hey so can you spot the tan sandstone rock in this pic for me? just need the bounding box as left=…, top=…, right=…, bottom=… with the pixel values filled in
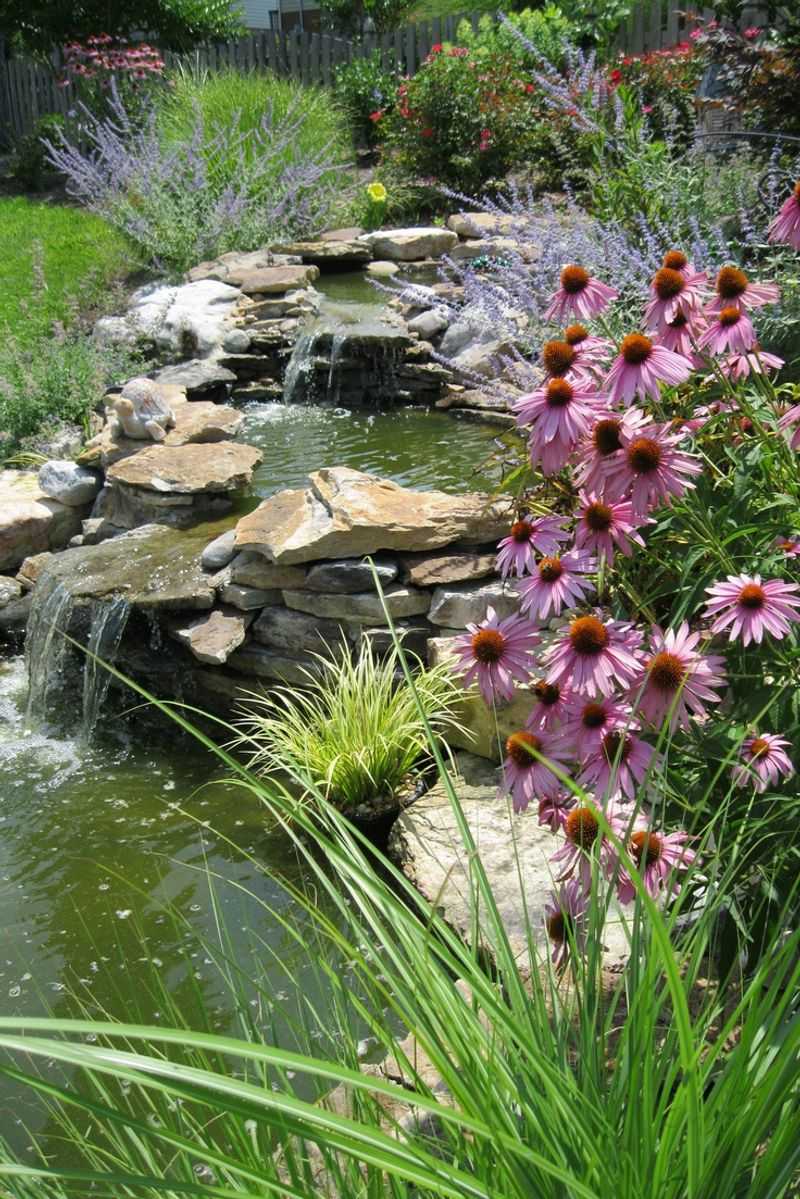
left=233, top=467, right=510, bottom=566
left=168, top=605, right=253, bottom=665
left=107, top=443, right=262, bottom=495
left=0, top=470, right=84, bottom=571
left=79, top=396, right=244, bottom=469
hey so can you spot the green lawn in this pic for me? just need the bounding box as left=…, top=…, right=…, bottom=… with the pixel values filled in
left=0, top=197, right=135, bottom=341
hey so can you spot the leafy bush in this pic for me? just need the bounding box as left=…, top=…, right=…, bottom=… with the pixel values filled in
left=234, top=638, right=462, bottom=812
left=59, top=35, right=167, bottom=125
left=608, top=40, right=704, bottom=140
left=45, top=70, right=352, bottom=274
left=333, top=51, right=400, bottom=148
left=455, top=6, right=577, bottom=71
left=693, top=19, right=800, bottom=137
left=9, top=114, right=65, bottom=192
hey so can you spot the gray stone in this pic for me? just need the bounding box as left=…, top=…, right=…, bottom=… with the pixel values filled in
left=168, top=605, right=253, bottom=665
left=389, top=770, right=630, bottom=977
left=0, top=593, right=32, bottom=630
left=123, top=279, right=242, bottom=357
left=222, top=328, right=251, bottom=353
left=152, top=359, right=237, bottom=400
left=400, top=551, right=496, bottom=588
left=38, top=460, right=102, bottom=507
left=359, top=227, right=458, bottom=262
left=270, top=239, right=372, bottom=265
left=230, top=552, right=307, bottom=591
left=446, top=211, right=516, bottom=238
left=452, top=340, right=515, bottom=379
left=234, top=468, right=511, bottom=566
left=360, top=623, right=431, bottom=660
left=304, top=557, right=398, bottom=594
left=0, top=470, right=84, bottom=572
left=0, top=576, right=22, bottom=607
left=186, top=248, right=275, bottom=285
left=201, top=529, right=237, bottom=571
left=219, top=584, right=283, bottom=610
left=283, top=585, right=429, bottom=623
left=407, top=308, right=450, bottom=339
left=428, top=581, right=517, bottom=628
left=366, top=260, right=400, bottom=279
left=252, top=605, right=351, bottom=654
left=227, top=642, right=327, bottom=684
left=319, top=226, right=365, bottom=242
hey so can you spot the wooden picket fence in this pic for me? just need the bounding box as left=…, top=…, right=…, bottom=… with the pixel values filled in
left=0, top=4, right=761, bottom=147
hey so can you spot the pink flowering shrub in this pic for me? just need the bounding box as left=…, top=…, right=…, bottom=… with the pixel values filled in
left=448, top=191, right=800, bottom=964
left=60, top=35, right=167, bottom=124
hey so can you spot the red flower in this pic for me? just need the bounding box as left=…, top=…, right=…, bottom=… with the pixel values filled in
left=431, top=42, right=443, bottom=52
left=609, top=68, right=622, bottom=85
left=525, top=82, right=535, bottom=93
left=743, top=25, right=760, bottom=38
left=369, top=110, right=384, bottom=122
left=421, top=126, right=434, bottom=138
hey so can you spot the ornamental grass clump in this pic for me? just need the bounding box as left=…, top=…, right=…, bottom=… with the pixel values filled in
left=233, top=640, right=462, bottom=812
left=45, top=72, right=350, bottom=273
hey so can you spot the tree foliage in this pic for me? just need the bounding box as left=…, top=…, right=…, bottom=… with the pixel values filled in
left=0, top=0, right=244, bottom=57
left=319, top=0, right=415, bottom=37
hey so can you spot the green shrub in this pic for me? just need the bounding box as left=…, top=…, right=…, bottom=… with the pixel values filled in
left=234, top=638, right=462, bottom=812
left=456, top=7, right=577, bottom=71
left=333, top=51, right=400, bottom=149
left=9, top=114, right=65, bottom=192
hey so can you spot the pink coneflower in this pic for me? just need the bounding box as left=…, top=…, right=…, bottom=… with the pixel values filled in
left=732, top=732, right=794, bottom=793
left=538, top=791, right=575, bottom=833
left=556, top=694, right=633, bottom=758
left=698, top=305, right=757, bottom=355
left=605, top=333, right=692, bottom=405
left=453, top=606, right=539, bottom=704
left=717, top=346, right=784, bottom=380
left=603, top=421, right=702, bottom=517
left=544, top=879, right=588, bottom=967
left=544, top=265, right=618, bottom=323
left=563, top=323, right=615, bottom=369
left=573, top=407, right=650, bottom=494
left=768, top=181, right=800, bottom=251
left=661, top=249, right=698, bottom=277
left=633, top=622, right=726, bottom=731
left=551, top=800, right=629, bottom=889
left=644, top=265, right=707, bottom=330
left=706, top=266, right=780, bottom=314
left=499, top=729, right=569, bottom=812
left=778, top=404, right=800, bottom=452
left=774, top=536, right=800, bottom=558
left=579, top=729, right=656, bottom=801
left=515, top=377, right=600, bottom=475
left=495, top=514, right=570, bottom=578
left=544, top=612, right=643, bottom=696
left=656, top=311, right=706, bottom=361
left=517, top=550, right=596, bottom=620
left=703, top=574, right=800, bottom=645
left=526, top=679, right=573, bottom=732
left=616, top=825, right=696, bottom=904
left=574, top=492, right=646, bottom=562
left=539, top=338, right=589, bottom=381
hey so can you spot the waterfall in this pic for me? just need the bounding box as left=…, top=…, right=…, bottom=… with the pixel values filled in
left=81, top=596, right=130, bottom=740
left=24, top=575, right=76, bottom=724
left=24, top=573, right=130, bottom=740
left=283, top=324, right=320, bottom=404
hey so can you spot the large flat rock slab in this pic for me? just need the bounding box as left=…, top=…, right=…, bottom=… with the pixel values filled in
left=34, top=522, right=230, bottom=610
left=234, top=467, right=510, bottom=565
left=107, top=443, right=261, bottom=495
left=0, top=470, right=84, bottom=571
left=270, top=239, right=372, bottom=265
left=359, top=227, right=458, bottom=261
left=389, top=760, right=629, bottom=977
left=78, top=397, right=244, bottom=469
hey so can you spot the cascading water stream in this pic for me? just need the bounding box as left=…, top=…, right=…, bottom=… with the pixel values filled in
left=81, top=596, right=130, bottom=741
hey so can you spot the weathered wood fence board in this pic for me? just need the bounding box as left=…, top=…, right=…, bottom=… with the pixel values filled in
left=0, top=4, right=767, bottom=146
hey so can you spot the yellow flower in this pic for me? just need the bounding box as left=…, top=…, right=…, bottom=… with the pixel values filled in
left=367, top=181, right=387, bottom=204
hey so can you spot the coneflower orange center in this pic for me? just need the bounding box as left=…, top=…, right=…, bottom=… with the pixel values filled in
left=593, top=419, right=622, bottom=455
left=565, top=805, right=600, bottom=849
left=506, top=730, right=542, bottom=768
left=750, top=737, right=770, bottom=758
left=471, top=628, right=505, bottom=663
left=560, top=264, right=590, bottom=294
left=569, top=615, right=609, bottom=655
left=794, top=180, right=800, bottom=202
left=663, top=250, right=688, bottom=271
left=621, top=333, right=653, bottom=365
left=581, top=702, right=608, bottom=728
left=584, top=500, right=613, bottom=532
left=716, top=266, right=748, bottom=299
left=534, top=680, right=561, bottom=705
left=653, top=267, right=685, bottom=300
left=546, top=378, right=574, bottom=407
left=779, top=540, right=797, bottom=552
left=719, top=305, right=742, bottom=327
left=648, top=651, right=686, bottom=691
left=603, top=730, right=632, bottom=763
left=542, top=340, right=576, bottom=376
left=738, top=582, right=765, bottom=610
left=539, top=556, right=563, bottom=582
left=565, top=323, right=588, bottom=345
left=631, top=830, right=662, bottom=866
left=627, top=436, right=662, bottom=473
left=546, top=910, right=567, bottom=943
left=510, top=519, right=533, bottom=542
